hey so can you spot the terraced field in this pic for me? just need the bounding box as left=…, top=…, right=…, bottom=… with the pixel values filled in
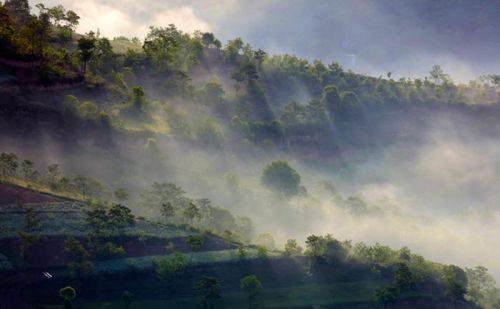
left=0, top=183, right=473, bottom=309
left=0, top=200, right=193, bottom=239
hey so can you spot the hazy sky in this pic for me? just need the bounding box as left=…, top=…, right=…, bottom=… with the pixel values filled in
left=32, top=0, right=500, bottom=81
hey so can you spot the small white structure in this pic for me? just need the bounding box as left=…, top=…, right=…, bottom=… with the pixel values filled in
left=42, top=271, right=53, bottom=279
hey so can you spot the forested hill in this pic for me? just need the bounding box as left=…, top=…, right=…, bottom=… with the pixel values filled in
left=1, top=0, right=500, bottom=215
left=0, top=0, right=499, bottom=161
left=1, top=1, right=500, bottom=308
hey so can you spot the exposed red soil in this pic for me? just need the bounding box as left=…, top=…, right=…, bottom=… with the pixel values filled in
left=0, top=183, right=62, bottom=205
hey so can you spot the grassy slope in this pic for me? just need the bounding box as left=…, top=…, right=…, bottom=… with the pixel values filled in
left=49, top=31, right=142, bottom=55
left=43, top=282, right=437, bottom=309
left=0, top=175, right=85, bottom=202
left=0, top=185, right=457, bottom=309
left=94, top=249, right=279, bottom=275
left=110, top=38, right=142, bottom=54
left=0, top=205, right=192, bottom=239
left=0, top=180, right=382, bottom=309
left=0, top=177, right=192, bottom=239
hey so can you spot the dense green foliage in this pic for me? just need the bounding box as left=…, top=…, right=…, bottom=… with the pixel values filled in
left=0, top=152, right=253, bottom=244
left=194, top=276, right=221, bottom=309
left=138, top=181, right=254, bottom=241
left=1, top=2, right=499, bottom=309
left=59, top=286, right=76, bottom=309
left=240, top=275, right=263, bottom=308
left=261, top=161, right=303, bottom=197
left=1, top=0, right=498, bottom=154
left=152, top=251, right=187, bottom=279
left=64, top=236, right=93, bottom=278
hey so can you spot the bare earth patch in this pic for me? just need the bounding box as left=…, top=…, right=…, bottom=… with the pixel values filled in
left=0, top=183, right=61, bottom=205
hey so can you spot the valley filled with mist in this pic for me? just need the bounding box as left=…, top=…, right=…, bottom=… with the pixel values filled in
left=0, top=1, right=499, bottom=308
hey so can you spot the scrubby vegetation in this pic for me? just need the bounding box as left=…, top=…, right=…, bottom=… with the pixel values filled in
left=1, top=1, right=500, bottom=308
left=3, top=149, right=499, bottom=308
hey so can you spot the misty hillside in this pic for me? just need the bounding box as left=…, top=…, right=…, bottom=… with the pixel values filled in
left=35, top=0, right=500, bottom=80
left=0, top=180, right=483, bottom=309
left=1, top=1, right=500, bottom=308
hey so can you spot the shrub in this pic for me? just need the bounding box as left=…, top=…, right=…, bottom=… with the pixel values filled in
left=261, top=160, right=302, bottom=197
left=0, top=253, right=13, bottom=271
left=257, top=246, right=268, bottom=258
left=96, top=242, right=126, bottom=259
left=153, top=252, right=187, bottom=279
